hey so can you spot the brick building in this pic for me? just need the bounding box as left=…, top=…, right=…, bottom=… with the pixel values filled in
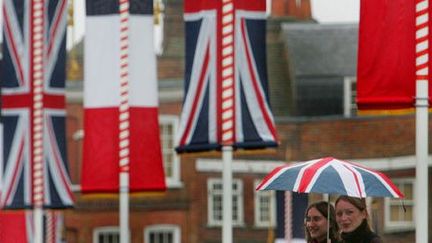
left=62, top=0, right=428, bottom=242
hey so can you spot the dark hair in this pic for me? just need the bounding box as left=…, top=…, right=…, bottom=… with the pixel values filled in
left=304, top=201, right=339, bottom=243
left=335, top=195, right=371, bottom=231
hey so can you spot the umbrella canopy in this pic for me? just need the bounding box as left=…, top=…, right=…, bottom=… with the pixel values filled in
left=256, top=157, right=404, bottom=198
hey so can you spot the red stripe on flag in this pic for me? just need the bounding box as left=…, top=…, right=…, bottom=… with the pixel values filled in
left=185, top=0, right=265, bottom=13
left=3, top=137, right=25, bottom=207
left=47, top=119, right=74, bottom=201
left=235, top=0, right=266, bottom=11
left=184, top=0, right=219, bottom=13
left=2, top=93, right=65, bottom=109
left=47, top=0, right=67, bottom=56
left=240, top=19, right=278, bottom=141
left=179, top=44, right=211, bottom=147
left=184, top=0, right=266, bottom=13
left=3, top=9, right=25, bottom=86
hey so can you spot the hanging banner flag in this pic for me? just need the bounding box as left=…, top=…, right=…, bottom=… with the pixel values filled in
left=177, top=0, right=278, bottom=152
left=1, top=0, right=73, bottom=209
left=356, top=0, right=431, bottom=111
left=0, top=210, right=64, bottom=243
left=82, top=0, right=166, bottom=193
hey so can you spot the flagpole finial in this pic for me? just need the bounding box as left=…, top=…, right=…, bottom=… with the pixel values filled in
left=154, top=0, right=163, bottom=25
left=67, top=0, right=74, bottom=27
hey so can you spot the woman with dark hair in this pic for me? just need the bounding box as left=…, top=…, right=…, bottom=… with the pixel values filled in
left=335, top=196, right=382, bottom=243
left=304, top=201, right=340, bottom=243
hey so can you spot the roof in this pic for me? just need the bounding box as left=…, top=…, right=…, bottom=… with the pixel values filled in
left=281, top=23, right=358, bottom=78
left=279, top=23, right=359, bottom=116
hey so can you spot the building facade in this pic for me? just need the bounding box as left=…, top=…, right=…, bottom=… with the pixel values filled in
left=61, top=0, right=427, bottom=242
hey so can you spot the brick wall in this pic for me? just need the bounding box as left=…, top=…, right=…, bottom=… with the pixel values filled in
left=277, top=114, right=419, bottom=162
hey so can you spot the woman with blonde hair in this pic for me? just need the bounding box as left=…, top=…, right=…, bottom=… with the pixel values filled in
left=335, top=196, right=381, bottom=243
left=304, top=201, right=340, bottom=243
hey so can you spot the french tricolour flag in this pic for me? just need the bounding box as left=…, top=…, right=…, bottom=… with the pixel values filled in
left=81, top=0, right=166, bottom=193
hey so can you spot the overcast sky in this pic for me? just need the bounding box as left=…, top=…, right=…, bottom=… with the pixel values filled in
left=311, top=0, right=360, bottom=23
left=70, top=0, right=360, bottom=45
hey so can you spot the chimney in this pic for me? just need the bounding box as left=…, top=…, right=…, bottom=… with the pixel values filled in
left=270, top=0, right=312, bottom=20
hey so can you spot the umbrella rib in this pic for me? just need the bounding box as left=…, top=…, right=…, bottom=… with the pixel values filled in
left=256, top=162, right=306, bottom=190
left=297, top=157, right=333, bottom=193
left=342, top=164, right=364, bottom=197
left=257, top=157, right=404, bottom=199
left=355, top=167, right=404, bottom=198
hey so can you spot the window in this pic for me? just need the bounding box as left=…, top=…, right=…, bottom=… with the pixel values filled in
left=159, top=115, right=181, bottom=187
left=144, top=225, right=181, bottom=243
left=93, top=227, right=121, bottom=243
left=254, top=180, right=276, bottom=227
left=343, top=76, right=357, bottom=117
left=207, top=178, right=244, bottom=226
left=384, top=178, right=415, bottom=232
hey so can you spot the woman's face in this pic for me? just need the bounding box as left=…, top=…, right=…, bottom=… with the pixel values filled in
left=335, top=199, right=367, bottom=233
left=305, top=207, right=328, bottom=242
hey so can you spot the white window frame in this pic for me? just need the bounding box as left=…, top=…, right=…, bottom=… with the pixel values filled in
left=93, top=226, right=123, bottom=243
left=254, top=179, right=276, bottom=228
left=384, top=178, right=415, bottom=232
left=207, top=178, right=244, bottom=227
left=343, top=76, right=357, bottom=117
left=159, top=115, right=182, bottom=188
left=144, top=224, right=181, bottom=243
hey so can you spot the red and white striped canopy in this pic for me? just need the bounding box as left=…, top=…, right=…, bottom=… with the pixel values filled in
left=257, top=157, right=404, bottom=198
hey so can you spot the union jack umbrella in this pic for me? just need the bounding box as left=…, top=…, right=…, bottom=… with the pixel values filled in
left=256, top=157, right=404, bottom=198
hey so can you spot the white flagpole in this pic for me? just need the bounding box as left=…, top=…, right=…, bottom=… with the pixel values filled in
left=119, top=0, right=131, bottom=242
left=34, top=208, right=44, bottom=243
left=415, top=1, right=429, bottom=242
left=220, top=0, right=235, bottom=241
left=120, top=173, right=129, bottom=243
left=222, top=146, right=233, bottom=243
left=415, top=79, right=429, bottom=243
left=32, top=0, right=46, bottom=242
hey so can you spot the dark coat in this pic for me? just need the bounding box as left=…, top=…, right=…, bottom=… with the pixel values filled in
left=340, top=220, right=381, bottom=243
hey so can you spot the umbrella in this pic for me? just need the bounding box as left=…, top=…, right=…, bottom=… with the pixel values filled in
left=256, top=157, right=404, bottom=242
left=256, top=157, right=404, bottom=198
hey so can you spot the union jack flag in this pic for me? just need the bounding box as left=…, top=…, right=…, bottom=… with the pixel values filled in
left=177, top=0, right=278, bottom=152
left=1, top=0, right=73, bottom=208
